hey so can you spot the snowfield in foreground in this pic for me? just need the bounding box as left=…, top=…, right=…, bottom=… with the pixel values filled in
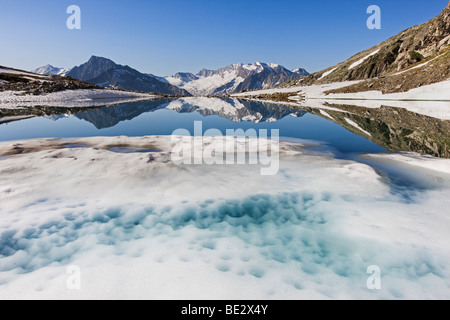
left=0, top=89, right=158, bottom=109
left=0, top=136, right=449, bottom=299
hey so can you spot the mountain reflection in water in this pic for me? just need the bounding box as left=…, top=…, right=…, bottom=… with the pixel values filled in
left=0, top=97, right=449, bottom=158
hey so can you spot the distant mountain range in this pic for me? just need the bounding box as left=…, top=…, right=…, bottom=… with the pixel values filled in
left=281, top=1, right=450, bottom=93
left=161, top=62, right=308, bottom=96
left=33, top=57, right=308, bottom=96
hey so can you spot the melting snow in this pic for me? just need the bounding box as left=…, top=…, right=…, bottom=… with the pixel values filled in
left=242, top=64, right=259, bottom=71
left=348, top=49, right=380, bottom=70
left=362, top=152, right=450, bottom=175
left=319, top=67, right=338, bottom=80
left=0, top=136, right=449, bottom=299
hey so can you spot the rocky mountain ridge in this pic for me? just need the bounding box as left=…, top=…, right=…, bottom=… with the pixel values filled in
left=65, top=56, right=191, bottom=96
left=281, top=1, right=450, bottom=92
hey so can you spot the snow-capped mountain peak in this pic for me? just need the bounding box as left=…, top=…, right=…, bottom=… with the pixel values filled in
left=241, top=63, right=259, bottom=72
left=32, top=64, right=71, bottom=76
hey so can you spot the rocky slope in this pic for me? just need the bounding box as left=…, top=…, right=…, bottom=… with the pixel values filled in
left=87, top=65, right=191, bottom=96
left=325, top=47, right=450, bottom=94
left=281, top=1, right=450, bottom=92
left=67, top=56, right=117, bottom=81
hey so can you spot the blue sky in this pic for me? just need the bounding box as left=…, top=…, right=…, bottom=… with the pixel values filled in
left=0, top=0, right=448, bottom=75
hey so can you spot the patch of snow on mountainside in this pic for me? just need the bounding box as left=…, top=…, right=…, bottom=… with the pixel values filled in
left=242, top=64, right=259, bottom=71
left=392, top=52, right=446, bottom=76
left=349, top=49, right=380, bottom=69
left=319, top=67, right=338, bottom=80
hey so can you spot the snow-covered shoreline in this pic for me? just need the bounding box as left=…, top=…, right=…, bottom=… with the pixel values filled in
left=0, top=89, right=159, bottom=109
left=232, top=81, right=361, bottom=99
left=232, top=80, right=450, bottom=120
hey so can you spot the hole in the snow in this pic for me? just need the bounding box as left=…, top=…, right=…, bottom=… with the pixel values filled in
left=108, top=147, right=162, bottom=154
left=62, top=144, right=91, bottom=149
